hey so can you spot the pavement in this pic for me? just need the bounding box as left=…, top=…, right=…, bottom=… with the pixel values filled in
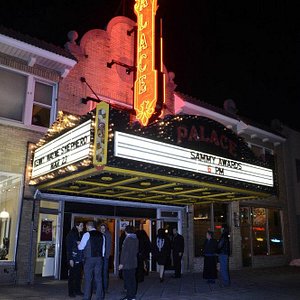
left=1, top=266, right=300, bottom=300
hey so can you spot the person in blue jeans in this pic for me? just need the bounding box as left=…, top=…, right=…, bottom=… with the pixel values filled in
left=217, top=224, right=231, bottom=287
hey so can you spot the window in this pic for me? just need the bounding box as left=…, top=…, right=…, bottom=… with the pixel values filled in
left=213, top=203, right=228, bottom=241
left=268, top=208, right=283, bottom=255
left=0, top=67, right=57, bottom=128
left=194, top=204, right=211, bottom=257
left=194, top=203, right=229, bottom=257
left=0, top=172, right=22, bottom=261
left=0, top=68, right=27, bottom=121
left=240, top=206, right=284, bottom=258
left=252, top=208, right=268, bottom=255
left=31, top=82, right=53, bottom=127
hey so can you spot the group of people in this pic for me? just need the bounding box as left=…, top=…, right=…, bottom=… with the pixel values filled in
left=66, top=221, right=111, bottom=300
left=118, top=226, right=185, bottom=299
left=152, top=228, right=184, bottom=282
left=66, top=223, right=185, bottom=300
left=203, top=223, right=231, bottom=287
left=66, top=220, right=230, bottom=299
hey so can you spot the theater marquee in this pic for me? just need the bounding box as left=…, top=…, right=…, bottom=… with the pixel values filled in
left=31, top=120, right=92, bottom=178
left=114, top=131, right=274, bottom=187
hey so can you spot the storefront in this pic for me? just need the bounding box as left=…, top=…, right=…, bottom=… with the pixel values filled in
left=29, top=100, right=281, bottom=278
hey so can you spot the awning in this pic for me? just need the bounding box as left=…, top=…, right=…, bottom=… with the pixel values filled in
left=30, top=103, right=276, bottom=206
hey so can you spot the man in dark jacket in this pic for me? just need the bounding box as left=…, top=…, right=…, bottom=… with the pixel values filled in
left=66, top=221, right=84, bottom=297
left=119, top=225, right=139, bottom=300
left=203, top=230, right=218, bottom=284
left=100, top=223, right=112, bottom=292
left=78, top=221, right=105, bottom=300
left=171, top=228, right=184, bottom=278
left=217, top=224, right=230, bottom=287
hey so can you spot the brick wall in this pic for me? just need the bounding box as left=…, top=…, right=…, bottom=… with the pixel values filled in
left=58, top=16, right=176, bottom=118
left=0, top=125, right=42, bottom=284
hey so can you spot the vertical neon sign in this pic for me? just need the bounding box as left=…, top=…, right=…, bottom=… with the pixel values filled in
left=134, top=0, right=158, bottom=126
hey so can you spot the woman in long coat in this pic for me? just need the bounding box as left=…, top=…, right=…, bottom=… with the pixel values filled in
left=152, top=228, right=171, bottom=282
left=136, top=229, right=152, bottom=282
left=203, top=230, right=218, bottom=284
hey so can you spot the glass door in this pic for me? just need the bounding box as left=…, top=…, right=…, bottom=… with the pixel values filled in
left=35, top=213, right=58, bottom=277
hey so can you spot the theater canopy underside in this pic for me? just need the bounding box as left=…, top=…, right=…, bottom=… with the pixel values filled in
left=35, top=165, right=271, bottom=206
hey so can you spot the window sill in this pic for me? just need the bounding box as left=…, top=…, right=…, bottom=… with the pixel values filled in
left=0, top=118, right=48, bottom=133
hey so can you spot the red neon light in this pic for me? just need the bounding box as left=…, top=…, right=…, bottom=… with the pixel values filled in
left=253, top=226, right=265, bottom=231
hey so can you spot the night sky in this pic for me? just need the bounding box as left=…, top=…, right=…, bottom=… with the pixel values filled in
left=1, top=1, right=299, bottom=131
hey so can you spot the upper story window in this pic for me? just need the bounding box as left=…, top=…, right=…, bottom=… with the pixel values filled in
left=0, top=67, right=57, bottom=129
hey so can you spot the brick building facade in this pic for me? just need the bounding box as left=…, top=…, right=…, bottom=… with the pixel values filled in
left=1, top=14, right=299, bottom=286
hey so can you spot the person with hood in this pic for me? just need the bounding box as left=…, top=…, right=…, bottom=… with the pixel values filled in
left=65, top=221, right=84, bottom=297
left=217, top=224, right=231, bottom=287
left=119, top=225, right=139, bottom=300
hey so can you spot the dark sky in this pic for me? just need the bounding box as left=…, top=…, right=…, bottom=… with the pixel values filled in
left=1, top=1, right=299, bottom=131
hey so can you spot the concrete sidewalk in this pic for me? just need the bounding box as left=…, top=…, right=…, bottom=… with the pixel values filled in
left=1, top=266, right=300, bottom=300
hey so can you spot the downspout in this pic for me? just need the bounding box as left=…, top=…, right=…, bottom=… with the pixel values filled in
left=27, top=188, right=40, bottom=284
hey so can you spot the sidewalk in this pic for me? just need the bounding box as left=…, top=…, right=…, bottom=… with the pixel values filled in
left=1, top=266, right=300, bottom=300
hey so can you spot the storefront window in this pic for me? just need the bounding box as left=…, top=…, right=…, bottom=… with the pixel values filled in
left=194, top=203, right=229, bottom=257
left=268, top=208, right=283, bottom=255
left=252, top=208, right=268, bottom=255
left=241, top=206, right=284, bottom=259
left=213, top=203, right=228, bottom=240
left=194, top=204, right=211, bottom=257
left=0, top=172, right=22, bottom=261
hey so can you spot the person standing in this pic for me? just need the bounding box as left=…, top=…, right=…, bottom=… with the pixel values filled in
left=152, top=228, right=171, bottom=283
left=78, top=221, right=105, bottom=300
left=203, top=230, right=218, bottom=284
left=135, top=229, right=151, bottom=282
left=171, top=227, right=184, bottom=278
left=66, top=221, right=84, bottom=298
left=217, top=224, right=230, bottom=287
left=119, top=225, right=139, bottom=300
left=100, top=223, right=112, bottom=293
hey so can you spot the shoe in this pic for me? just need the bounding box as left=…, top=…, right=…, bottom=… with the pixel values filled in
left=68, top=294, right=76, bottom=298
left=160, top=277, right=164, bottom=283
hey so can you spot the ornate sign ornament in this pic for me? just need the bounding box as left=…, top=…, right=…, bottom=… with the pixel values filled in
left=134, top=0, right=158, bottom=126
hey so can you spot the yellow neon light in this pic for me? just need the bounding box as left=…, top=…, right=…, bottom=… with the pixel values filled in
left=134, top=0, right=158, bottom=126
